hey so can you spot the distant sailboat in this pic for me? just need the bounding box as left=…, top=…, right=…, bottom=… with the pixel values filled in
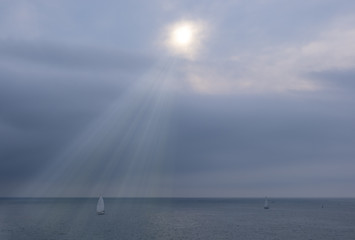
left=264, top=197, right=269, bottom=209
left=97, top=196, right=105, bottom=215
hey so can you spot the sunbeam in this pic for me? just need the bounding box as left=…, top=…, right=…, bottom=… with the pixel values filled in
left=20, top=59, right=177, bottom=198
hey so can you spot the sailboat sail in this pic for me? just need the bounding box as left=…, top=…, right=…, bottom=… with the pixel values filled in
left=264, top=197, right=269, bottom=209
left=97, top=196, right=105, bottom=215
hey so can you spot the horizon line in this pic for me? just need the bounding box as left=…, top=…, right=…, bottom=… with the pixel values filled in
left=1, top=196, right=354, bottom=199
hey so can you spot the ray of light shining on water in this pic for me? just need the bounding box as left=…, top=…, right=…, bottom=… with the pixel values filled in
left=19, top=58, right=177, bottom=197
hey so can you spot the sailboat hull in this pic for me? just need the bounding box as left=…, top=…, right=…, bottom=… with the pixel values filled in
left=96, top=196, right=105, bottom=215
left=264, top=197, right=269, bottom=209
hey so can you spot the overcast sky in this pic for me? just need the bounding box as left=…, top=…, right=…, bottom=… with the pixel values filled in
left=1, top=0, right=355, bottom=197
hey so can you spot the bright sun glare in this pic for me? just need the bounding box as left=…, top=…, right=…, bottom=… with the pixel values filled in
left=164, top=20, right=206, bottom=59
left=173, top=25, right=193, bottom=46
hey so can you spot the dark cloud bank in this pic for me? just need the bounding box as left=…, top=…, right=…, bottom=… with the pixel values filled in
left=1, top=28, right=355, bottom=197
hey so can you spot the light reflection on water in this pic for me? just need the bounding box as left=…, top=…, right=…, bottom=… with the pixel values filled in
left=1, top=198, right=354, bottom=240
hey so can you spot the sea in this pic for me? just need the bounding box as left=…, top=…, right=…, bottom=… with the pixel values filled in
left=0, top=198, right=354, bottom=240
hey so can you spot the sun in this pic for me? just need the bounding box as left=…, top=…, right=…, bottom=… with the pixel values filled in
left=172, top=24, right=193, bottom=46
left=164, top=20, right=206, bottom=59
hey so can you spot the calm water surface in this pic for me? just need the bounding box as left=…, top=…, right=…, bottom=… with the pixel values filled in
left=0, top=198, right=354, bottom=240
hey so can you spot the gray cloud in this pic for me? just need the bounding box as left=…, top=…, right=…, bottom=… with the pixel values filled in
left=168, top=93, right=355, bottom=174
left=308, top=69, right=355, bottom=92
left=1, top=0, right=355, bottom=197
left=0, top=41, right=156, bottom=190
left=0, top=41, right=154, bottom=72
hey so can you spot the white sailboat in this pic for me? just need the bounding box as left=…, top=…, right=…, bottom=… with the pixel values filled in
left=264, top=197, right=269, bottom=209
left=96, top=196, right=105, bottom=215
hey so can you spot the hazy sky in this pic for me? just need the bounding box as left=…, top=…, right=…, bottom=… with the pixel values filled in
left=1, top=0, right=355, bottom=197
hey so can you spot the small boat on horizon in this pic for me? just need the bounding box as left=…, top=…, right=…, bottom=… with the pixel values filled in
left=264, top=197, right=269, bottom=209
left=96, top=196, right=105, bottom=215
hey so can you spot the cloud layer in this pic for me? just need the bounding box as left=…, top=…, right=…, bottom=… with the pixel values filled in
left=1, top=0, right=355, bottom=197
